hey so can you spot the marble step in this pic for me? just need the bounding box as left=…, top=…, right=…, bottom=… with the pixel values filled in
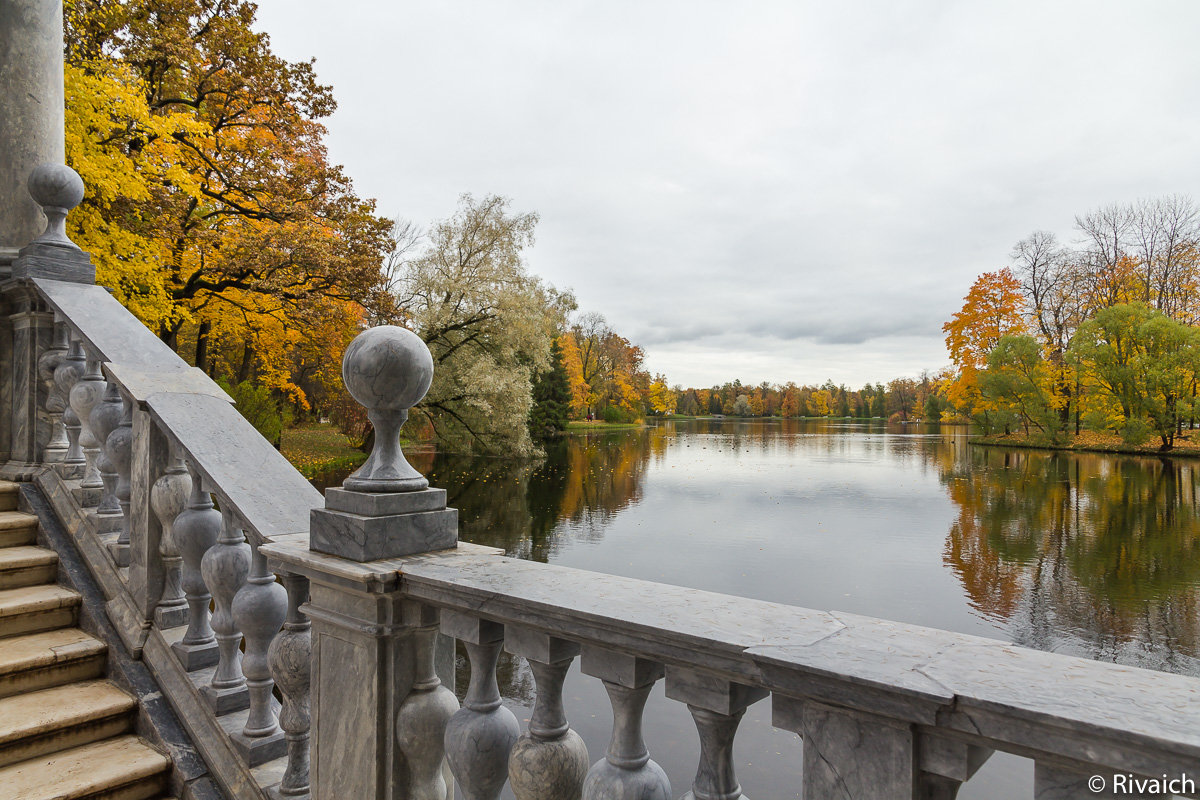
left=0, top=481, right=18, bottom=512
left=0, top=545, right=57, bottom=590
left=0, top=628, right=106, bottom=699
left=0, top=679, right=136, bottom=768
left=0, top=584, right=80, bottom=639
left=0, top=734, right=170, bottom=800
left=0, top=511, right=38, bottom=548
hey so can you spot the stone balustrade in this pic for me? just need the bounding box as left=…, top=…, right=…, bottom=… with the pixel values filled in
left=262, top=535, right=1200, bottom=800
left=12, top=268, right=318, bottom=798
left=3, top=172, right=1200, bottom=800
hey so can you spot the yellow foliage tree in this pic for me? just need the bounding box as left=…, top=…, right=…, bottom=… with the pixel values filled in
left=943, top=268, right=1028, bottom=420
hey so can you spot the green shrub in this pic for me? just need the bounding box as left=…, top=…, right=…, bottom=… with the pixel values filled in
left=217, top=378, right=292, bottom=448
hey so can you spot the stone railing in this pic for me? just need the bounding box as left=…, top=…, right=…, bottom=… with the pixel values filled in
left=3, top=169, right=1200, bottom=800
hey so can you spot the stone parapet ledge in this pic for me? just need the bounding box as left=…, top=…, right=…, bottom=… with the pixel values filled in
left=260, top=537, right=499, bottom=596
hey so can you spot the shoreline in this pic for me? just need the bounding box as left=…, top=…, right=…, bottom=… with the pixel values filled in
left=971, top=432, right=1200, bottom=459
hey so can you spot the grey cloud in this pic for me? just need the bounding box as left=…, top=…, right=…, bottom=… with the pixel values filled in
left=254, top=0, right=1200, bottom=385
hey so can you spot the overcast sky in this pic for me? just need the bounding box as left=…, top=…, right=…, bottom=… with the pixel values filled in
left=252, top=0, right=1200, bottom=389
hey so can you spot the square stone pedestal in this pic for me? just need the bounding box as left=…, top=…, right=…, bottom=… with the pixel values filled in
left=309, top=487, right=457, bottom=562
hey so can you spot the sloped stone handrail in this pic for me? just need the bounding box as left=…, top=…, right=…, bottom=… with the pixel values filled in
left=32, top=277, right=320, bottom=545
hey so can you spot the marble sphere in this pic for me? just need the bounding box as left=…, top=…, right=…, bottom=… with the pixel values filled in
left=28, top=163, right=85, bottom=211
left=342, top=325, right=434, bottom=413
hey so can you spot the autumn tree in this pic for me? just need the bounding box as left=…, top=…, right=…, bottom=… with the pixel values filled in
left=567, top=313, right=650, bottom=421
left=980, top=335, right=1057, bottom=436
left=394, top=194, right=556, bottom=454
left=943, top=268, right=1027, bottom=422
left=64, top=0, right=392, bottom=408
left=646, top=375, right=676, bottom=415
left=1069, top=304, right=1200, bottom=448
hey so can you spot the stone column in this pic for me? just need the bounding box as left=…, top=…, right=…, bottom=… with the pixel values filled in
left=0, top=0, right=65, bottom=267
left=506, top=628, right=588, bottom=800
left=0, top=166, right=91, bottom=480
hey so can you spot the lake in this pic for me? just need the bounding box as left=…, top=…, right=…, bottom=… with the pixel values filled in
left=319, top=418, right=1200, bottom=798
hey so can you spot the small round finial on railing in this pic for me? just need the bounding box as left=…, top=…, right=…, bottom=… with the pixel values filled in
left=341, top=325, right=433, bottom=493
left=27, top=163, right=85, bottom=251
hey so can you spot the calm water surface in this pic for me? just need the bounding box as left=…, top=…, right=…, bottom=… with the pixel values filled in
left=321, top=419, right=1200, bottom=798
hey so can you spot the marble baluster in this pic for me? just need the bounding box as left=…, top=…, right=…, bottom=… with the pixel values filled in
left=917, top=736, right=992, bottom=800
left=53, top=336, right=85, bottom=474
left=170, top=461, right=220, bottom=670
left=107, top=392, right=133, bottom=565
left=200, top=504, right=251, bottom=713
left=664, top=668, right=767, bottom=800
left=36, top=319, right=69, bottom=462
left=68, top=351, right=105, bottom=499
left=505, top=627, right=588, bottom=800
left=442, top=612, right=519, bottom=800
left=268, top=573, right=312, bottom=800
left=90, top=382, right=123, bottom=521
left=396, top=605, right=459, bottom=800
left=580, top=648, right=671, bottom=800
left=149, top=442, right=190, bottom=628
left=229, top=536, right=287, bottom=764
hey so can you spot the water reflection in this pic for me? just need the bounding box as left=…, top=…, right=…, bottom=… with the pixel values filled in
left=943, top=447, right=1200, bottom=673
left=422, top=428, right=661, bottom=561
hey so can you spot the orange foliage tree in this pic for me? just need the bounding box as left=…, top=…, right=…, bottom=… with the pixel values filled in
left=943, top=268, right=1028, bottom=422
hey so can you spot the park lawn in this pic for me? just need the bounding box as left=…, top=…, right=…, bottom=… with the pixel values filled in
left=281, top=422, right=367, bottom=478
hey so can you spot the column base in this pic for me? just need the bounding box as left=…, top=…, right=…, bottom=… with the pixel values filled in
left=71, top=484, right=102, bottom=508
left=109, top=541, right=130, bottom=567
left=267, top=783, right=309, bottom=800
left=229, top=728, right=287, bottom=767
left=153, top=603, right=188, bottom=630
left=54, top=462, right=84, bottom=480
left=92, top=512, right=121, bottom=533
left=171, top=638, right=220, bottom=671
left=201, top=682, right=250, bottom=715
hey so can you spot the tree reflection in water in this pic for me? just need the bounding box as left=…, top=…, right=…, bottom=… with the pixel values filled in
left=943, top=447, right=1200, bottom=674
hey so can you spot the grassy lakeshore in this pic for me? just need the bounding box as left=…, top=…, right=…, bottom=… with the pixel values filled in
left=566, top=420, right=645, bottom=432
left=281, top=422, right=368, bottom=478
left=973, top=430, right=1200, bottom=458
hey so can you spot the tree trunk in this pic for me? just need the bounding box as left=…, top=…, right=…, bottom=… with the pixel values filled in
left=237, top=341, right=255, bottom=383
left=195, top=319, right=211, bottom=374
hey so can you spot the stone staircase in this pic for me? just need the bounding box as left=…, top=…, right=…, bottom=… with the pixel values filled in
left=0, top=480, right=173, bottom=800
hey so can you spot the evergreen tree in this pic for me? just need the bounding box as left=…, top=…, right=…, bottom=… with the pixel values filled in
left=529, top=338, right=572, bottom=438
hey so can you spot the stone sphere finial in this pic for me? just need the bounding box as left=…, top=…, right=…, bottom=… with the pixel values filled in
left=27, top=163, right=85, bottom=251
left=341, top=325, right=433, bottom=493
